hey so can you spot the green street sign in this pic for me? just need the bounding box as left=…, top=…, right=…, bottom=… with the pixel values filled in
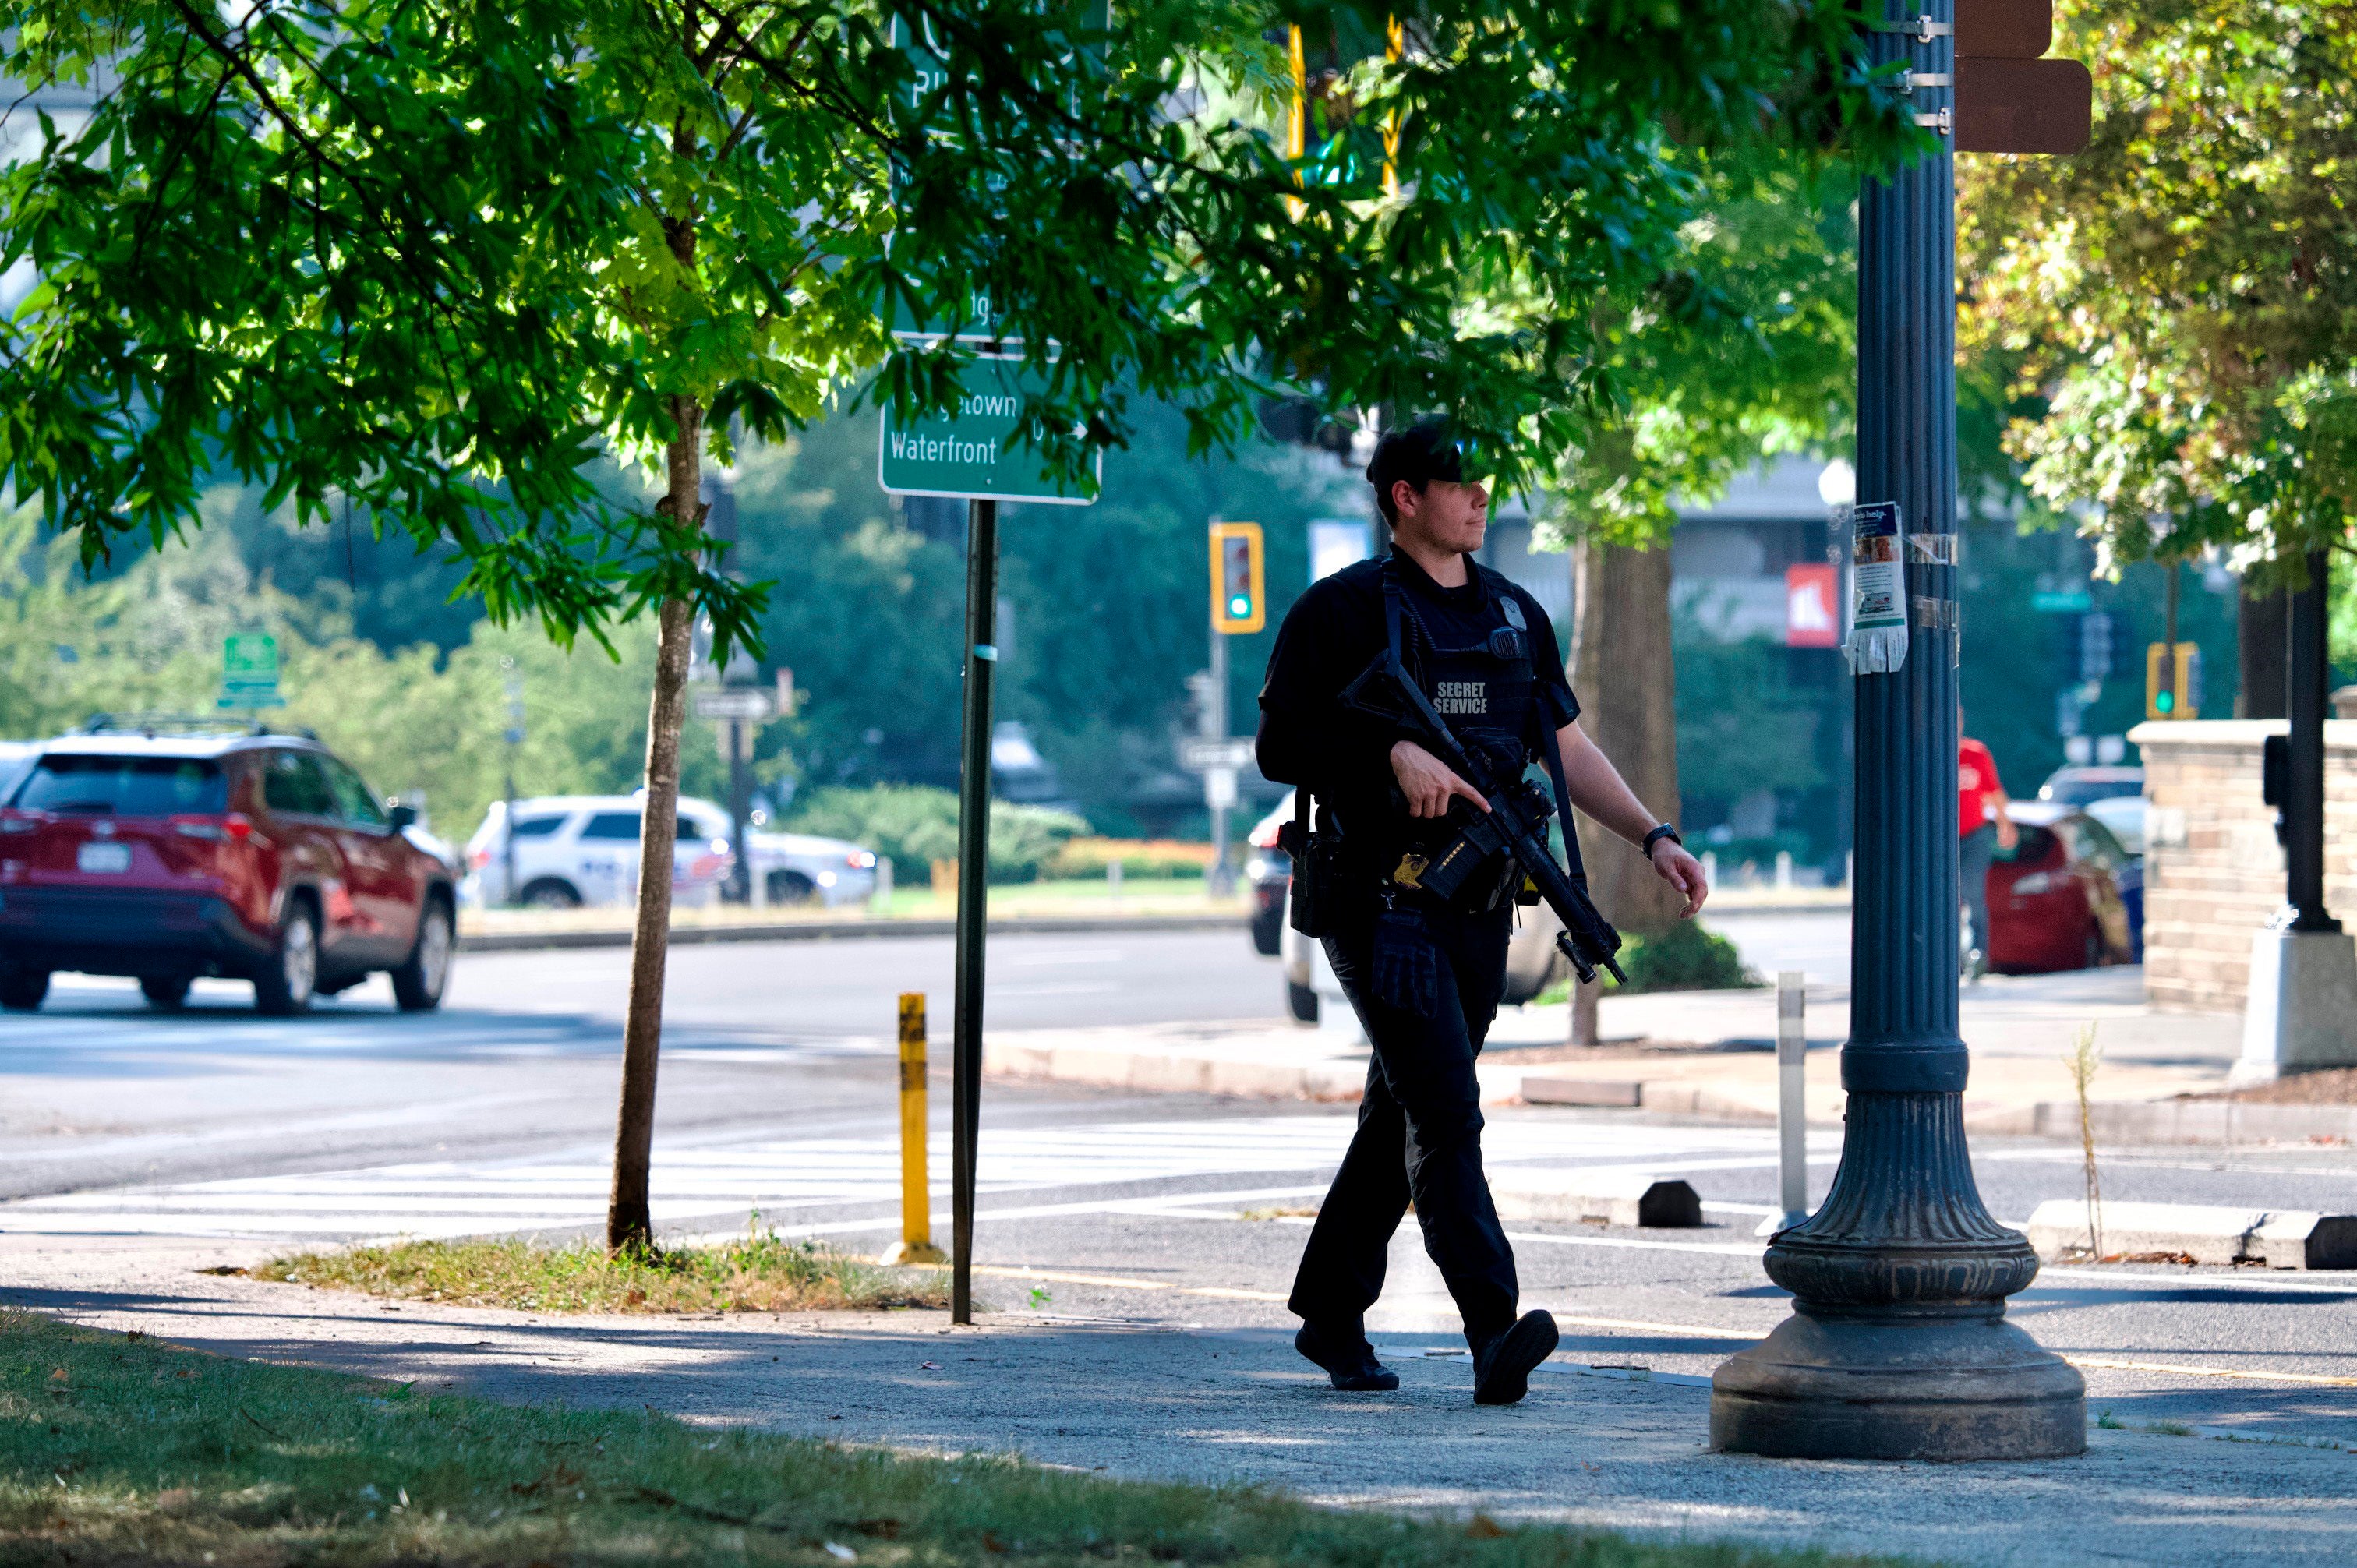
left=877, top=357, right=1100, bottom=506
left=883, top=3, right=1105, bottom=344
left=889, top=284, right=1015, bottom=347
left=2032, top=589, right=2092, bottom=613
left=889, top=5, right=1108, bottom=129
left=218, top=632, right=284, bottom=709
left=223, top=633, right=277, bottom=677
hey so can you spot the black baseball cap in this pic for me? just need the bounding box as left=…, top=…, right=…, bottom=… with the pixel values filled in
left=1366, top=418, right=1490, bottom=521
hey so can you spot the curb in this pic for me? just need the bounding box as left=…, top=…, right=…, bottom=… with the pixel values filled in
left=1518, top=1072, right=1776, bottom=1123
left=2025, top=1199, right=2357, bottom=1269
left=1975, top=1098, right=2357, bottom=1146
left=458, top=912, right=1246, bottom=953
left=981, top=1038, right=1365, bottom=1101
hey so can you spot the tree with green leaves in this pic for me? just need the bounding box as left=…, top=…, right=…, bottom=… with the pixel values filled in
left=1959, top=0, right=2357, bottom=585
left=1531, top=154, right=1866, bottom=1054
left=0, top=0, right=1908, bottom=1249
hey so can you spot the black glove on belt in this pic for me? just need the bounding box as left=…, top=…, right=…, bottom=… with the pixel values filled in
left=1371, top=902, right=1440, bottom=1017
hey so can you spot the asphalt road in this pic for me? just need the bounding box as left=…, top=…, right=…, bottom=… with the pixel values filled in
left=0, top=911, right=1843, bottom=1195
left=12, top=909, right=2357, bottom=1545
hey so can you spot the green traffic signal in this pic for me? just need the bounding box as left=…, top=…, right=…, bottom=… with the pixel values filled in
left=2156, top=690, right=2175, bottom=714
left=1229, top=593, right=1251, bottom=617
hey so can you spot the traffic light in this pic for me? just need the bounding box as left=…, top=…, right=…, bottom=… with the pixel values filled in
left=2146, top=641, right=2202, bottom=720
left=1210, top=521, right=1265, bottom=634
left=2078, top=612, right=2113, bottom=683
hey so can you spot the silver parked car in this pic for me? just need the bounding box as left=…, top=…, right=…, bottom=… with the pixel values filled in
left=463, top=795, right=736, bottom=909
left=744, top=825, right=878, bottom=907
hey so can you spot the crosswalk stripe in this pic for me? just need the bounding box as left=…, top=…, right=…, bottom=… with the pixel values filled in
left=0, top=1114, right=1771, bottom=1244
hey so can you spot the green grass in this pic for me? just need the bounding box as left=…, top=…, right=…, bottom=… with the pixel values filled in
left=0, top=1307, right=1926, bottom=1568
left=255, top=1234, right=947, bottom=1315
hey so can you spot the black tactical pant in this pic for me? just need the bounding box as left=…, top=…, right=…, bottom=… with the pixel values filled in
left=1288, top=896, right=1519, bottom=1349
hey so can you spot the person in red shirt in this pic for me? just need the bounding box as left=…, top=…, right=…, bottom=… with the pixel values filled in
left=1958, top=719, right=2017, bottom=976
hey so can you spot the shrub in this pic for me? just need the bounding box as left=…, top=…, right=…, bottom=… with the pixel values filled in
left=1048, top=837, right=1214, bottom=879
left=1621, top=920, right=1759, bottom=991
left=789, top=784, right=1089, bottom=885
left=985, top=800, right=1094, bottom=884
left=1532, top=919, right=1761, bottom=1003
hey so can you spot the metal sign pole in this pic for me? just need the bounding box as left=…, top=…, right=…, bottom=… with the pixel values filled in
left=950, top=496, right=998, bottom=1326
left=1712, top=0, right=2083, bottom=1460
left=1206, top=629, right=1232, bottom=895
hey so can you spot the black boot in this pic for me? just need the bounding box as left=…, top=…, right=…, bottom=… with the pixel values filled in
left=1295, top=1321, right=1400, bottom=1391
left=1472, top=1310, right=1559, bottom=1406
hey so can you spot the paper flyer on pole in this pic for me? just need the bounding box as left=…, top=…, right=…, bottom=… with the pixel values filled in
left=1843, top=500, right=1908, bottom=674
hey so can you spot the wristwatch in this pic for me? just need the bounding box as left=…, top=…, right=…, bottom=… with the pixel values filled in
left=1641, top=824, right=1683, bottom=857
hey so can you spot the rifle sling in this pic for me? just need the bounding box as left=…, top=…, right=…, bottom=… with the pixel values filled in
left=1379, top=565, right=1589, bottom=884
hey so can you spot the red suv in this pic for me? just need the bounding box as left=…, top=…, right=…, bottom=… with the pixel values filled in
left=0, top=726, right=460, bottom=1014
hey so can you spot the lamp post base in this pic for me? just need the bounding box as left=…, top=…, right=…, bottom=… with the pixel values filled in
left=1711, top=1306, right=2085, bottom=1460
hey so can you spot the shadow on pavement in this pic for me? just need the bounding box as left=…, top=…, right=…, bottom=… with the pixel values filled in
left=10, top=1273, right=2357, bottom=1567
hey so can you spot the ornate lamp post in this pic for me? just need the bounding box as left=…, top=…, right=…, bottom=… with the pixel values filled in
left=1709, top=0, right=2087, bottom=1460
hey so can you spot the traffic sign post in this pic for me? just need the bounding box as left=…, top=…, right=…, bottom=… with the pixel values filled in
left=1200, top=522, right=1264, bottom=896
left=878, top=1, right=1109, bottom=1329
left=693, top=686, right=777, bottom=906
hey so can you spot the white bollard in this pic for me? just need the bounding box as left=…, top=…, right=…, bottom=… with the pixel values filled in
left=1701, top=849, right=1718, bottom=890
left=1758, top=970, right=1812, bottom=1237
left=1108, top=860, right=1123, bottom=899
left=1775, top=849, right=1793, bottom=891
left=872, top=856, right=894, bottom=915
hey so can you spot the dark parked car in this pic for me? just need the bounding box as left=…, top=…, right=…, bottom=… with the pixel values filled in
left=1984, top=801, right=2136, bottom=974
left=1245, top=791, right=1294, bottom=958
left=0, top=726, right=460, bottom=1014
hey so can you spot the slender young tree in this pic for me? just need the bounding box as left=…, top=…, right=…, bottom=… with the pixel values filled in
left=0, top=0, right=1910, bottom=1249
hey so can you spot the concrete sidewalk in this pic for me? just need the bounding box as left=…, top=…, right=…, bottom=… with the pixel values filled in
left=9, top=1234, right=2356, bottom=1568
left=986, top=966, right=2262, bottom=1139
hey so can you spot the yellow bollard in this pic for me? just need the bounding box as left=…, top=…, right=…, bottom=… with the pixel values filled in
left=880, top=993, right=945, bottom=1265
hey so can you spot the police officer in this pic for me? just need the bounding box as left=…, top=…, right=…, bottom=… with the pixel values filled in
left=1256, top=418, right=1709, bottom=1404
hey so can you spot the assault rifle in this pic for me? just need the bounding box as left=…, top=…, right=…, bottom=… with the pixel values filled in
left=1339, top=652, right=1627, bottom=987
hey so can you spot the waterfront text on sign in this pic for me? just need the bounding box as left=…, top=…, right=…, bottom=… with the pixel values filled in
left=876, top=356, right=1100, bottom=505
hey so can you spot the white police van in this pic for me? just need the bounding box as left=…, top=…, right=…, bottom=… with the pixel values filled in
left=465, top=794, right=878, bottom=909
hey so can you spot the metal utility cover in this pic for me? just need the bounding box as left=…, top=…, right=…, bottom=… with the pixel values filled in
left=1957, top=58, right=2093, bottom=154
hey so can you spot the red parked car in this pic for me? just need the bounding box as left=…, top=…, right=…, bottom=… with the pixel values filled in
left=1984, top=800, right=2136, bottom=974
left=0, top=724, right=460, bottom=1014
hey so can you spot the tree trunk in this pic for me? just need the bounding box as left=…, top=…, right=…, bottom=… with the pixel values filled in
left=2238, top=579, right=2288, bottom=719
left=606, top=398, right=702, bottom=1255
left=1568, top=537, right=1684, bottom=1045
